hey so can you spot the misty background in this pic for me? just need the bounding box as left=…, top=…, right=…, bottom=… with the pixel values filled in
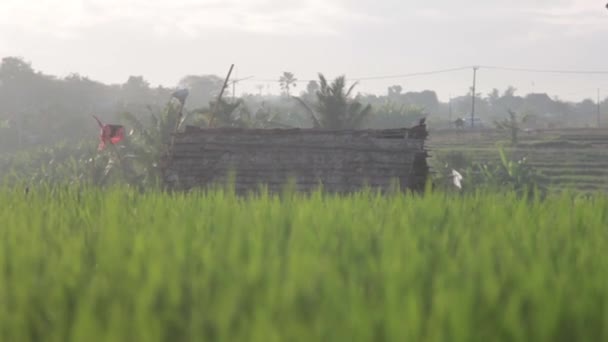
left=0, top=0, right=607, bottom=153
left=1, top=0, right=606, bottom=100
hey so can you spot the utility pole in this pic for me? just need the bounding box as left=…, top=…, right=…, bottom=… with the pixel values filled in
left=471, top=66, right=479, bottom=128
left=230, top=76, right=254, bottom=102
left=448, top=94, right=453, bottom=126
left=16, top=113, right=22, bottom=149
left=598, top=88, right=601, bottom=128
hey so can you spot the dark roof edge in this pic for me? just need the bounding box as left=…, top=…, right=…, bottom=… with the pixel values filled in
left=179, top=125, right=428, bottom=140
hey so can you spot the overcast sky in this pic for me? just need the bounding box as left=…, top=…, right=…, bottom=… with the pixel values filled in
left=1, top=0, right=607, bottom=101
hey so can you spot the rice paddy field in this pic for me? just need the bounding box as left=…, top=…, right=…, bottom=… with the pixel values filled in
left=1, top=186, right=608, bottom=341
left=429, top=127, right=608, bottom=193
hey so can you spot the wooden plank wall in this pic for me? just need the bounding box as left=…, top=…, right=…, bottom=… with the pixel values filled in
left=164, top=127, right=428, bottom=193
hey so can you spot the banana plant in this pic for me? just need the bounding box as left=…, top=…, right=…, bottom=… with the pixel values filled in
left=118, top=100, right=185, bottom=187
left=466, top=147, right=545, bottom=195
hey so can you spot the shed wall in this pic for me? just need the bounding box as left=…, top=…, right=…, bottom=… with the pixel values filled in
left=164, top=127, right=428, bottom=193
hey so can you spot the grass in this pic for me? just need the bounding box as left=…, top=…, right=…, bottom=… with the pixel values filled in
left=1, top=186, right=608, bottom=341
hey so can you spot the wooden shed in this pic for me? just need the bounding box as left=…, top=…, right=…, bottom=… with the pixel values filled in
left=162, top=124, right=429, bottom=194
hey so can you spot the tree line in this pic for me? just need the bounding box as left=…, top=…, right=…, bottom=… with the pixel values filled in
left=1, top=57, right=606, bottom=156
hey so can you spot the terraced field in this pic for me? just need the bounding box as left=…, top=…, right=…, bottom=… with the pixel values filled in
left=428, top=128, right=608, bottom=193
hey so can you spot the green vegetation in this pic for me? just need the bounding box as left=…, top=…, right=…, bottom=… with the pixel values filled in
left=432, top=148, right=546, bottom=195
left=279, top=72, right=297, bottom=97
left=1, top=186, right=607, bottom=341
left=429, top=128, right=608, bottom=193
left=294, top=73, right=372, bottom=129
left=2, top=55, right=607, bottom=341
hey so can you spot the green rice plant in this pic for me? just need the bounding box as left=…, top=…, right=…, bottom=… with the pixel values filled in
left=0, top=186, right=607, bottom=341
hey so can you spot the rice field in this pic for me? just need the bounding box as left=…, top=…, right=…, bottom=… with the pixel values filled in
left=428, top=127, right=608, bottom=193
left=1, top=186, right=608, bottom=341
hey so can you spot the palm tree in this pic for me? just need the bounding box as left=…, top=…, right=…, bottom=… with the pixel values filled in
left=279, top=72, right=297, bottom=97
left=294, top=74, right=372, bottom=129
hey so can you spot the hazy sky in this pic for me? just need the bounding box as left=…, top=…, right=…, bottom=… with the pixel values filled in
left=1, top=0, right=607, bottom=101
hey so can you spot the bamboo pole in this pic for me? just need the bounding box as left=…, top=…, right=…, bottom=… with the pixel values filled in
left=209, top=64, right=235, bottom=127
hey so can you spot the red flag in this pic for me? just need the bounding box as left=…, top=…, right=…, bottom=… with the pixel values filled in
left=93, top=116, right=125, bottom=151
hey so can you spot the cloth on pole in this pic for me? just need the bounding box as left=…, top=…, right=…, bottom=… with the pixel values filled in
left=93, top=116, right=125, bottom=151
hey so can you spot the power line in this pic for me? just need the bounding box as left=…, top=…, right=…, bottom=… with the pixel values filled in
left=235, top=65, right=606, bottom=102
left=352, top=66, right=472, bottom=81
left=480, top=65, right=608, bottom=75
left=471, top=66, right=479, bottom=128
left=245, top=66, right=473, bottom=83
left=240, top=65, right=608, bottom=85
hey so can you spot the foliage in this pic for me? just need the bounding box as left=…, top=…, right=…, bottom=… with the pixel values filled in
left=430, top=150, right=472, bottom=192
left=431, top=150, right=472, bottom=173
left=494, top=109, right=535, bottom=145
left=0, top=55, right=604, bottom=156
left=295, top=74, right=372, bottom=129
left=466, top=147, right=545, bottom=195
left=187, top=98, right=291, bottom=129
left=1, top=186, right=608, bottom=341
left=387, top=85, right=403, bottom=97
left=240, top=97, right=311, bottom=128
left=178, top=75, right=224, bottom=109
left=0, top=57, right=175, bottom=152
left=315, top=74, right=372, bottom=129
left=244, top=104, right=296, bottom=128
left=304, top=80, right=319, bottom=97
left=118, top=101, right=185, bottom=187
left=279, top=72, right=297, bottom=97
left=0, top=141, right=114, bottom=187
left=494, top=109, right=520, bottom=144
left=0, top=95, right=299, bottom=190
left=189, top=99, right=246, bottom=128
left=433, top=147, right=545, bottom=196
left=366, top=100, right=425, bottom=129
left=0, top=96, right=189, bottom=189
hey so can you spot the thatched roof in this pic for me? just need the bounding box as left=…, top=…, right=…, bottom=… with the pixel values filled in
left=163, top=125, right=429, bottom=194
